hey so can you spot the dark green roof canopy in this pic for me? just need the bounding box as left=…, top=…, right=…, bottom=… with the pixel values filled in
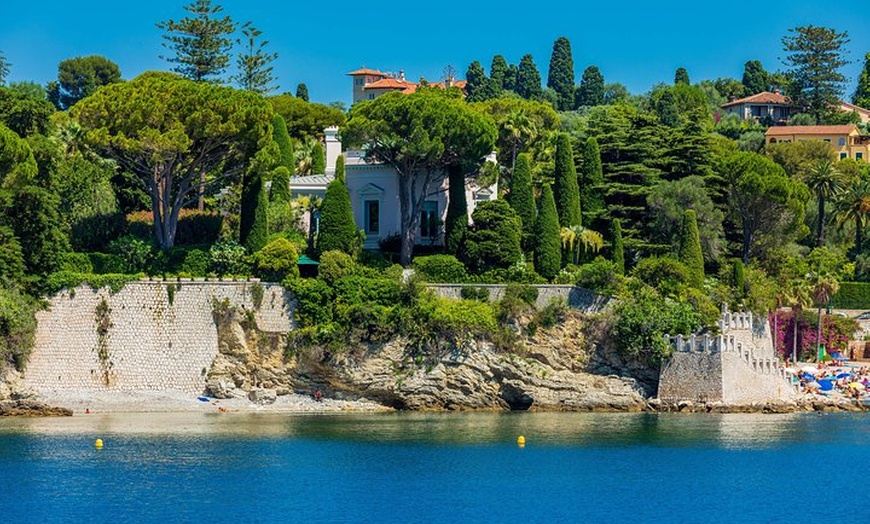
left=296, top=255, right=320, bottom=265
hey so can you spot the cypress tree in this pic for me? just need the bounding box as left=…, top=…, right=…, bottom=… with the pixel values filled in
left=733, top=258, right=746, bottom=300
left=507, top=153, right=536, bottom=252
left=272, top=114, right=294, bottom=172
left=503, top=63, right=518, bottom=93
left=742, top=60, right=769, bottom=95
left=269, top=166, right=290, bottom=202
left=490, top=55, right=508, bottom=92
left=444, top=163, right=468, bottom=255
left=678, top=209, right=704, bottom=288
left=656, top=88, right=680, bottom=127
left=516, top=54, right=542, bottom=100
left=465, top=60, right=489, bottom=102
left=295, top=82, right=309, bottom=102
left=674, top=67, right=690, bottom=85
left=612, top=219, right=624, bottom=275
left=853, top=52, right=870, bottom=108
left=534, top=184, right=561, bottom=280
left=240, top=168, right=268, bottom=253
left=317, top=167, right=359, bottom=257
left=334, top=154, right=345, bottom=182
left=575, top=65, right=605, bottom=108
left=578, top=137, right=604, bottom=225
left=547, top=37, right=575, bottom=111
left=553, top=133, right=581, bottom=228
left=311, top=141, right=326, bottom=174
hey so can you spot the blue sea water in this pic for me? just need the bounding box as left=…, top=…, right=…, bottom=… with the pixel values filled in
left=1, top=412, right=868, bottom=524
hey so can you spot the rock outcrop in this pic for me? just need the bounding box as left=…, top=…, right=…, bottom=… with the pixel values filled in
left=0, top=364, right=72, bottom=416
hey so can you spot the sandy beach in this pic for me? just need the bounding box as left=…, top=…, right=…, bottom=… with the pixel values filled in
left=33, top=389, right=392, bottom=415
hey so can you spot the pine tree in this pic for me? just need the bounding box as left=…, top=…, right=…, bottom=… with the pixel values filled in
left=516, top=54, right=542, bottom=100
left=553, top=133, right=581, bottom=228
left=295, top=83, right=309, bottom=102
left=334, top=155, right=345, bottom=181
left=678, top=209, right=704, bottom=288
left=503, top=63, right=518, bottom=93
left=612, top=219, right=624, bottom=275
left=742, top=60, right=769, bottom=95
left=272, top=114, right=294, bottom=172
left=782, top=25, right=850, bottom=122
left=317, top=167, right=359, bottom=257
left=674, top=67, right=690, bottom=85
left=547, top=37, right=575, bottom=111
left=853, top=52, right=870, bottom=108
left=534, top=185, right=561, bottom=280
left=578, top=137, right=604, bottom=225
left=157, top=0, right=236, bottom=83
left=444, top=164, right=468, bottom=255
left=0, top=51, right=9, bottom=85
left=270, top=166, right=290, bottom=202
left=240, top=168, right=268, bottom=253
left=507, top=153, right=536, bottom=252
left=490, top=55, right=508, bottom=92
left=311, top=142, right=326, bottom=174
left=655, top=88, right=680, bottom=127
left=232, top=22, right=278, bottom=94
left=575, top=65, right=605, bottom=108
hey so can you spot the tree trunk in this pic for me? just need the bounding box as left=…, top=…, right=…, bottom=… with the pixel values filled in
left=197, top=170, right=205, bottom=211
left=398, top=174, right=416, bottom=267
left=816, top=194, right=825, bottom=247
left=792, top=312, right=799, bottom=364
left=816, top=306, right=824, bottom=361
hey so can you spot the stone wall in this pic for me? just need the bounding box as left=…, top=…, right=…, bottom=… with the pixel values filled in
left=658, top=311, right=796, bottom=404
left=24, top=281, right=293, bottom=395
left=428, top=284, right=610, bottom=312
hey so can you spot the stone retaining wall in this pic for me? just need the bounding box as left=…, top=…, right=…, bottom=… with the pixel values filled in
left=24, top=281, right=293, bottom=395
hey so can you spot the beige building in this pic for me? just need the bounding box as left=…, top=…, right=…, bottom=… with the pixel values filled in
left=765, top=125, right=870, bottom=161
left=838, top=101, right=870, bottom=124
left=721, top=90, right=800, bottom=124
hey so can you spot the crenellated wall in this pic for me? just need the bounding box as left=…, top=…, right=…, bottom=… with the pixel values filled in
left=658, top=310, right=796, bottom=404
left=24, top=280, right=293, bottom=395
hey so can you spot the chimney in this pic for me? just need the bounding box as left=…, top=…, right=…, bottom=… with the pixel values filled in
left=399, top=70, right=405, bottom=82
left=445, top=75, right=454, bottom=88
left=774, top=88, right=780, bottom=95
left=324, top=126, right=341, bottom=175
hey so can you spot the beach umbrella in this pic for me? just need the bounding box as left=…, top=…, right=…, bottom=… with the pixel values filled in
left=818, top=379, right=834, bottom=391
left=848, top=382, right=863, bottom=390
left=836, top=372, right=853, bottom=379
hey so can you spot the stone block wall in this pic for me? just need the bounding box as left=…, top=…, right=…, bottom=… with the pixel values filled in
left=428, top=284, right=610, bottom=312
left=24, top=281, right=293, bottom=395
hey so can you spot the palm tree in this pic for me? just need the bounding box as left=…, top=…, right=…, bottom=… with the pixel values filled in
left=560, top=225, right=604, bottom=265
left=504, top=109, right=536, bottom=175
left=833, top=176, right=870, bottom=254
left=811, top=273, right=839, bottom=361
left=803, top=158, right=849, bottom=247
left=781, top=278, right=813, bottom=364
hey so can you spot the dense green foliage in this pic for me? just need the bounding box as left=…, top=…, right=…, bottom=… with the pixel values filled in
left=830, top=282, right=870, bottom=309
left=295, top=83, right=309, bottom=102
left=506, top=153, right=536, bottom=252
left=271, top=114, right=294, bottom=172
left=534, top=185, right=561, bottom=280
left=855, top=53, right=870, bottom=108
left=516, top=54, right=542, bottom=100
left=157, top=0, right=236, bottom=83
left=316, top=169, right=359, bottom=257
left=239, top=168, right=269, bottom=252
left=742, top=60, right=769, bottom=95
left=611, top=219, right=625, bottom=275
left=254, top=237, right=299, bottom=281
left=413, top=255, right=468, bottom=283
left=553, top=133, right=581, bottom=228
left=462, top=200, right=523, bottom=274
left=232, top=22, right=277, bottom=94
left=0, top=285, right=40, bottom=368
left=547, top=37, right=575, bottom=111
left=575, top=66, right=605, bottom=108
left=674, top=68, right=690, bottom=85
left=269, top=166, right=291, bottom=203
left=578, top=137, right=604, bottom=226
left=268, top=95, right=346, bottom=142
left=444, top=164, right=468, bottom=255
left=782, top=25, right=850, bottom=122
left=47, top=55, right=122, bottom=110
left=678, top=210, right=705, bottom=287
left=613, top=284, right=701, bottom=363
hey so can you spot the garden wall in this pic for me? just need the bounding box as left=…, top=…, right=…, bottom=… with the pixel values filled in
left=427, top=284, right=610, bottom=312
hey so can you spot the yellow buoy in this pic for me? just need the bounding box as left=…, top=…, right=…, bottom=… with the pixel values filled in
left=517, top=435, right=526, bottom=447
left=95, top=438, right=103, bottom=449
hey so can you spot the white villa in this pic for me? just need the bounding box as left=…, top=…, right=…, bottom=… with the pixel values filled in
left=290, top=127, right=498, bottom=250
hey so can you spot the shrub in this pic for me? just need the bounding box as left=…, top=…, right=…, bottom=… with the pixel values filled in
left=460, top=286, right=490, bottom=302
left=677, top=209, right=704, bottom=288
left=240, top=169, right=269, bottom=253
left=495, top=283, right=539, bottom=324
left=209, top=241, right=250, bottom=277
left=462, top=199, right=523, bottom=274
left=503, top=282, right=539, bottom=306
left=45, top=271, right=142, bottom=295
left=332, top=275, right=402, bottom=307
left=285, top=278, right=333, bottom=327
left=87, top=253, right=126, bottom=274
left=534, top=185, right=561, bottom=280
left=108, top=235, right=152, bottom=273
left=0, top=226, right=25, bottom=282
left=316, top=175, right=360, bottom=257
left=632, top=257, right=692, bottom=298
left=378, top=233, right=401, bottom=254
left=319, top=250, right=355, bottom=285
left=179, top=249, right=210, bottom=277
left=0, top=286, right=38, bottom=370
left=830, top=282, right=870, bottom=309
left=413, top=255, right=467, bottom=283
left=532, top=299, right=567, bottom=330
left=428, top=298, right=497, bottom=340
left=60, top=252, right=94, bottom=274
left=254, top=238, right=300, bottom=281
left=575, top=256, right=623, bottom=295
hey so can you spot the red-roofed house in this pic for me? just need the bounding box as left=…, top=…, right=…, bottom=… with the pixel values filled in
left=721, top=90, right=800, bottom=124
left=348, top=68, right=467, bottom=104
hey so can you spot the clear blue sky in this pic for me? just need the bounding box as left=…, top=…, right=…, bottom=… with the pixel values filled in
left=2, top=0, right=869, bottom=105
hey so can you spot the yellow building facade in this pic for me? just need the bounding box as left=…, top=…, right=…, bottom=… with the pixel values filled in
left=765, top=125, right=870, bottom=161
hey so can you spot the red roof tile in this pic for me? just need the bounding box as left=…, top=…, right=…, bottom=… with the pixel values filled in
left=721, top=91, right=796, bottom=108
left=363, top=78, right=417, bottom=91
left=347, top=68, right=387, bottom=77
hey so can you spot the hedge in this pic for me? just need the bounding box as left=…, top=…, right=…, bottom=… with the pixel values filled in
left=830, top=282, right=870, bottom=309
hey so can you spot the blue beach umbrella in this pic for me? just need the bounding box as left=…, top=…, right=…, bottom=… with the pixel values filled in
left=817, top=379, right=834, bottom=391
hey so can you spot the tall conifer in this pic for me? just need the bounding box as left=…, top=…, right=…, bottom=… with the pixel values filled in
left=612, top=219, right=624, bottom=275
left=269, top=167, right=290, bottom=202
left=444, top=164, right=468, bottom=255
left=296, top=83, right=309, bottom=102
left=517, top=54, right=542, bottom=100
left=157, top=0, right=236, bottom=83
left=853, top=52, right=870, bottom=108
left=272, top=114, right=294, bottom=172
left=240, top=168, right=268, bottom=252
left=311, top=142, right=326, bottom=174
left=674, top=67, right=690, bottom=85
left=678, top=209, right=704, bottom=288
left=490, top=55, right=508, bottom=92
left=553, top=133, right=581, bottom=228
left=547, top=37, right=575, bottom=111
left=534, top=185, right=561, bottom=280
left=578, top=137, right=604, bottom=225
left=575, top=65, right=605, bottom=108
left=317, top=162, right=359, bottom=257
left=507, top=153, right=536, bottom=252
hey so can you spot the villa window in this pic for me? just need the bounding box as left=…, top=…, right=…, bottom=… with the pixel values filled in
left=364, top=200, right=380, bottom=234
left=838, top=137, right=846, bottom=146
left=857, top=152, right=864, bottom=161
left=840, top=152, right=848, bottom=160
left=420, top=201, right=439, bottom=238
left=823, top=138, right=831, bottom=143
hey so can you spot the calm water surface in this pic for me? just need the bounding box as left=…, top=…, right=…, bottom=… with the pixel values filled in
left=1, top=411, right=868, bottom=523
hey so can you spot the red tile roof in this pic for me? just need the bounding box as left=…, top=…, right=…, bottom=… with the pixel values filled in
left=765, top=125, right=859, bottom=136
left=347, top=68, right=387, bottom=77
left=721, top=91, right=796, bottom=108
left=363, top=78, right=417, bottom=91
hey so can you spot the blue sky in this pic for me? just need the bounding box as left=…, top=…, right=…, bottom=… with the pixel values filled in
left=1, top=1, right=868, bottom=105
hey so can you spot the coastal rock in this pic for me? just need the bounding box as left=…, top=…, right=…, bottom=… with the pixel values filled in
left=248, top=388, right=277, bottom=405
left=0, top=399, right=73, bottom=417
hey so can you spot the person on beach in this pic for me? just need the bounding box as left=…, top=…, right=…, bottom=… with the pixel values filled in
left=313, top=389, right=323, bottom=402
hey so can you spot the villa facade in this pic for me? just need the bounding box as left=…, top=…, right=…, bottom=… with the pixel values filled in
left=765, top=125, right=870, bottom=161
left=720, top=90, right=799, bottom=124
left=347, top=68, right=467, bottom=105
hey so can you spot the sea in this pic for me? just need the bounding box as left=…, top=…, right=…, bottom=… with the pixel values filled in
left=1, top=411, right=867, bottom=524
